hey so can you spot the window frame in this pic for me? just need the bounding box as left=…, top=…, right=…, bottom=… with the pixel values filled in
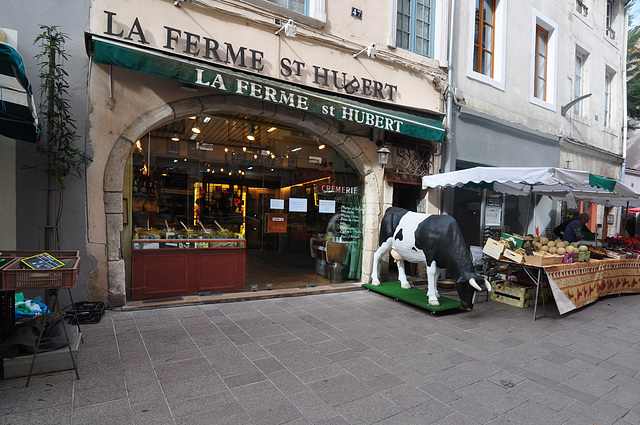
left=244, top=0, right=326, bottom=24
left=606, top=1, right=616, bottom=40
left=574, top=51, right=585, bottom=116
left=534, top=25, right=548, bottom=102
left=604, top=70, right=613, bottom=128
left=473, top=0, right=496, bottom=78
left=530, top=10, right=558, bottom=110
left=466, top=0, right=507, bottom=90
left=395, top=0, right=435, bottom=58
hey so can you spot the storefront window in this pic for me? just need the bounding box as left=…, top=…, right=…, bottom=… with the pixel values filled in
left=129, top=115, right=362, bottom=299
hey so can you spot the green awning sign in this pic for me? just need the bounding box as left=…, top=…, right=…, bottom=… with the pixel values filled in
left=89, top=36, right=444, bottom=142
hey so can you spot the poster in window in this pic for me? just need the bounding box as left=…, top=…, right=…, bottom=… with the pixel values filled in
left=289, top=198, right=307, bottom=212
left=266, top=213, right=287, bottom=233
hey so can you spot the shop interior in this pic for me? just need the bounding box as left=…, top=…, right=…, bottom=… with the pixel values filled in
left=124, top=114, right=363, bottom=300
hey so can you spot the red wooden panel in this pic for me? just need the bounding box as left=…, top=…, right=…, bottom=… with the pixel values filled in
left=197, top=249, right=245, bottom=292
left=132, top=250, right=193, bottom=300
left=132, top=246, right=246, bottom=300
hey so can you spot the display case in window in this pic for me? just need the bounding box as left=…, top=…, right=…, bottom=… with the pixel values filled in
left=131, top=238, right=245, bottom=300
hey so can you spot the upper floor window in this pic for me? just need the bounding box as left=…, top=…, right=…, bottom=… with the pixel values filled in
left=576, top=0, right=588, bottom=17
left=604, top=70, right=613, bottom=127
left=473, top=0, right=495, bottom=77
left=266, top=0, right=307, bottom=15
left=260, top=0, right=326, bottom=22
left=396, top=0, right=434, bottom=57
left=606, top=1, right=616, bottom=39
left=574, top=51, right=586, bottom=116
left=531, top=10, right=557, bottom=109
left=534, top=25, right=548, bottom=101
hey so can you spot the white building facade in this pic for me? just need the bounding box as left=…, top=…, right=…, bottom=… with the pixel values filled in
left=442, top=0, right=632, bottom=243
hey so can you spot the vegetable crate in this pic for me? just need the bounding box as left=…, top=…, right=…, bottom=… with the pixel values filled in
left=490, top=280, right=548, bottom=309
left=1, top=257, right=80, bottom=291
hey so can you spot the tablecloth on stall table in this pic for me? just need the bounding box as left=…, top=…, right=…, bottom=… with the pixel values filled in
left=544, top=259, right=640, bottom=314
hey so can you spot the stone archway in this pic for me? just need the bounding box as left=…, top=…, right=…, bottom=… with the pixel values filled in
left=103, top=93, right=382, bottom=306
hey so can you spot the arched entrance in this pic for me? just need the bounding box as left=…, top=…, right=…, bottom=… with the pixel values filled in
left=103, top=94, right=381, bottom=305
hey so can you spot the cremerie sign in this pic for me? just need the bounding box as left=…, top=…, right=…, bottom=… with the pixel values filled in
left=94, top=11, right=444, bottom=142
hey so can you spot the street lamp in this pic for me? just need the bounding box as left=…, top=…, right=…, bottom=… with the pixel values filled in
left=377, top=146, right=390, bottom=168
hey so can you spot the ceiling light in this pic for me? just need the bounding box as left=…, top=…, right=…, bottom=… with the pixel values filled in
left=318, top=143, right=326, bottom=150
left=203, top=116, right=211, bottom=123
left=192, top=126, right=201, bottom=134
left=189, top=116, right=197, bottom=119
left=275, top=19, right=297, bottom=37
left=267, top=127, right=277, bottom=133
left=291, top=147, right=302, bottom=152
left=247, top=135, right=255, bottom=141
left=190, top=133, right=198, bottom=140
left=224, top=147, right=229, bottom=152
left=243, top=146, right=247, bottom=151
left=171, top=136, right=180, bottom=141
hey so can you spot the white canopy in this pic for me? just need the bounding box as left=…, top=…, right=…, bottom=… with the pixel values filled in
left=422, top=167, right=640, bottom=208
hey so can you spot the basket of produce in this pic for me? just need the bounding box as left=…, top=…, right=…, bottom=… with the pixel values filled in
left=588, top=247, right=606, bottom=259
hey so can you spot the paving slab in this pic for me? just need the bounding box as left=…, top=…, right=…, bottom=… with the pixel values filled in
left=2, top=289, right=640, bottom=424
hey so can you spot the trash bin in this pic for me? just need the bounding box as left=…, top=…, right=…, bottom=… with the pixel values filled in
left=329, top=260, right=343, bottom=283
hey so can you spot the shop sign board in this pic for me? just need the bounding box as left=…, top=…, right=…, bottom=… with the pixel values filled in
left=89, top=35, right=444, bottom=142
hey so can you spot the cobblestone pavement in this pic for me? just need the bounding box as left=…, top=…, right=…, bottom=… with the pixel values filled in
left=2, top=287, right=640, bottom=424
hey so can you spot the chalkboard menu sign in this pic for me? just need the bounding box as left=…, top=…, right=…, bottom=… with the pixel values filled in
left=21, top=252, right=65, bottom=270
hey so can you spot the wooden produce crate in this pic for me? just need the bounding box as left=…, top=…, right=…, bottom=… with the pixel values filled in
left=483, top=238, right=504, bottom=260
left=1, top=257, right=80, bottom=291
left=502, top=249, right=524, bottom=264
left=490, top=280, right=547, bottom=308
left=524, top=254, right=563, bottom=267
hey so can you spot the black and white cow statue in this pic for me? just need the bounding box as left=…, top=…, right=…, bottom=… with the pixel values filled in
left=371, top=207, right=491, bottom=311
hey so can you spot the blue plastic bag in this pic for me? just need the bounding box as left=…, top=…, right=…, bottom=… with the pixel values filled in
left=14, top=294, right=49, bottom=321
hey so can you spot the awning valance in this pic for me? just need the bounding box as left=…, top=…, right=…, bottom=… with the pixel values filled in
left=422, top=166, right=640, bottom=208
left=86, top=34, right=444, bottom=143
left=0, top=41, right=41, bottom=142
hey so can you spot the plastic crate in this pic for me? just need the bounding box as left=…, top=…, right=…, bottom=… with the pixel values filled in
left=65, top=301, right=106, bottom=324
left=1, top=257, right=80, bottom=291
left=0, top=250, right=79, bottom=259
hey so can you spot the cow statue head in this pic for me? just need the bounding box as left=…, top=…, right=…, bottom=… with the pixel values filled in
left=456, top=275, right=492, bottom=311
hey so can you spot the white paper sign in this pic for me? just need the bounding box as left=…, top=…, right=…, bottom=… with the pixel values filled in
left=319, top=200, right=335, bottom=214
left=485, top=206, right=502, bottom=226
left=270, top=199, right=285, bottom=210
left=289, top=198, right=307, bottom=212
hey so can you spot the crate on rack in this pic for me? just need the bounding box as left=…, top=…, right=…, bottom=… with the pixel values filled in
left=0, top=250, right=79, bottom=259
left=490, top=280, right=547, bottom=308
left=1, top=257, right=81, bottom=291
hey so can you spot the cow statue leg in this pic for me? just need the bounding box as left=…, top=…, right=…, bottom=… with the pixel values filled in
left=396, top=259, right=411, bottom=289
left=426, top=260, right=440, bottom=306
left=370, top=237, right=393, bottom=286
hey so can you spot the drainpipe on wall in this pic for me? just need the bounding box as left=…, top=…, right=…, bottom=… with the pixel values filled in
left=439, top=0, right=457, bottom=214
left=441, top=0, right=456, bottom=174
left=620, top=0, right=635, bottom=233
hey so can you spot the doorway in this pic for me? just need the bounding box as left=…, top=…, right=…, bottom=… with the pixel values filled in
left=128, top=114, right=363, bottom=300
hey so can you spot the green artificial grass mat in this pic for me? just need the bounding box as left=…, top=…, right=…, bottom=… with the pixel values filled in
left=363, top=281, right=461, bottom=312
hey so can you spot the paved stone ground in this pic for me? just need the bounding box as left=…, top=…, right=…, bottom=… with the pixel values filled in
left=2, top=287, right=640, bottom=424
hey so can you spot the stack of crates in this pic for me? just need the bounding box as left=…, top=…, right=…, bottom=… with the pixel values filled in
left=490, top=280, right=548, bottom=308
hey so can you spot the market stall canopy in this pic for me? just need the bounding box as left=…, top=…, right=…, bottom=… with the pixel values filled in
left=422, top=166, right=640, bottom=207
left=0, top=41, right=41, bottom=142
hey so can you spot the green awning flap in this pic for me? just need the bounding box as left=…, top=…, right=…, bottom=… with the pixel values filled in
left=87, top=34, right=444, bottom=142
left=588, top=174, right=617, bottom=193
left=0, top=41, right=41, bottom=143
